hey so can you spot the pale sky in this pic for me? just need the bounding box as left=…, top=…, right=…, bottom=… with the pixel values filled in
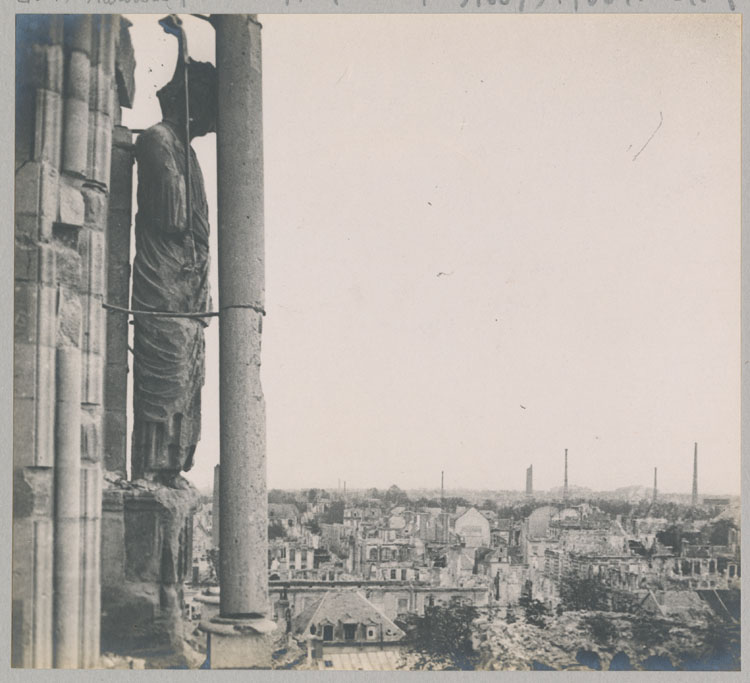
left=123, top=13, right=740, bottom=495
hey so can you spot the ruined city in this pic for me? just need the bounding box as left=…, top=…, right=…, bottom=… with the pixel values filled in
left=173, top=452, right=740, bottom=671
left=12, top=10, right=741, bottom=672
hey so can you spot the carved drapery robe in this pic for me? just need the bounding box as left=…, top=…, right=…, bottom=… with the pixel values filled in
left=131, top=120, right=210, bottom=480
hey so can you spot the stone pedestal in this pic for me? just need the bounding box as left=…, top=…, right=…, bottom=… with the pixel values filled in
left=200, top=616, right=276, bottom=669
left=101, top=481, right=199, bottom=662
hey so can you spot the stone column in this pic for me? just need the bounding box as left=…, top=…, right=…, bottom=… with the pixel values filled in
left=200, top=15, right=275, bottom=668
left=53, top=346, right=81, bottom=668
left=15, top=15, right=135, bottom=668
left=62, top=16, right=91, bottom=177
left=216, top=10, right=267, bottom=620
left=103, top=124, right=133, bottom=477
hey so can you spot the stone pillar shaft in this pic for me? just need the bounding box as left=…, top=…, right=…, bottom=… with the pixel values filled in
left=62, top=16, right=91, bottom=176
left=215, top=15, right=268, bottom=619
left=53, top=347, right=81, bottom=668
left=103, top=124, right=133, bottom=477
left=15, top=14, right=132, bottom=668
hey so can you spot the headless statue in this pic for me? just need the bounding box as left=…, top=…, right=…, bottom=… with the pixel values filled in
left=131, top=59, right=217, bottom=487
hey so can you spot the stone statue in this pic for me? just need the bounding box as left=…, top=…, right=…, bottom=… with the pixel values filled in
left=131, top=59, right=217, bottom=487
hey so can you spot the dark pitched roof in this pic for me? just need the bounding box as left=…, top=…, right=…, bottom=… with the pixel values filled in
left=293, top=589, right=405, bottom=642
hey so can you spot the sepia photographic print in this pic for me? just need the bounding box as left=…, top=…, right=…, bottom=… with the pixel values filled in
left=9, top=1, right=745, bottom=673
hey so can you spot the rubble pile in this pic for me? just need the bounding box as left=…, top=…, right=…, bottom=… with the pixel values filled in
left=395, top=651, right=469, bottom=671
left=270, top=635, right=308, bottom=670
left=472, top=610, right=720, bottom=671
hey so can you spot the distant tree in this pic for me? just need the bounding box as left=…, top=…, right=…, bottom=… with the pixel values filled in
left=640, top=501, right=713, bottom=523
left=655, top=525, right=682, bottom=553
left=384, top=484, right=410, bottom=506
left=442, top=497, right=470, bottom=513
left=655, top=523, right=702, bottom=552
left=268, top=489, right=297, bottom=505
left=324, top=500, right=345, bottom=524
left=559, top=572, right=609, bottom=611
left=305, top=518, right=322, bottom=535
left=707, top=519, right=736, bottom=546
left=591, top=499, right=633, bottom=518
left=495, top=505, right=512, bottom=518
left=495, top=501, right=549, bottom=521
left=685, top=506, right=715, bottom=522
left=306, top=488, right=323, bottom=504
left=518, top=595, right=549, bottom=628
left=409, top=604, right=479, bottom=670
left=415, top=497, right=440, bottom=508
left=268, top=520, right=286, bottom=540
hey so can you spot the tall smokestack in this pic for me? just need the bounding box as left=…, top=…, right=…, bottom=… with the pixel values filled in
left=441, top=470, right=444, bottom=506
left=526, top=465, right=533, bottom=497
left=652, top=467, right=657, bottom=504
left=692, top=443, right=698, bottom=506
left=563, top=449, right=569, bottom=501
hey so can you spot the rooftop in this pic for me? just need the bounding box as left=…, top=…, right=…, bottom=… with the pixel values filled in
left=293, top=589, right=405, bottom=642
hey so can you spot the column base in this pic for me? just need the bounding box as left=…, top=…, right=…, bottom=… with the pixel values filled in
left=199, top=616, right=276, bottom=669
